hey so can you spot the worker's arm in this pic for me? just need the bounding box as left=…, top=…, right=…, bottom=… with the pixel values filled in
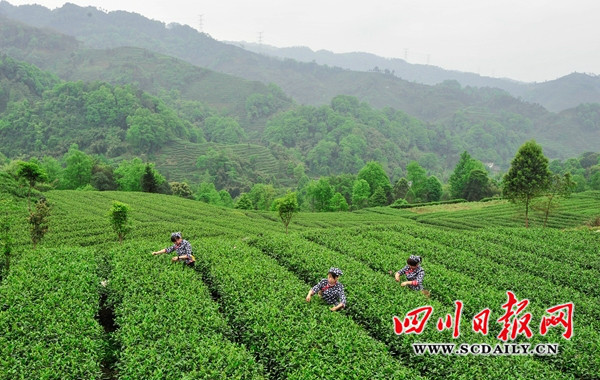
left=330, top=302, right=344, bottom=312
left=330, top=287, right=346, bottom=311
left=306, top=289, right=315, bottom=302
left=152, top=249, right=166, bottom=255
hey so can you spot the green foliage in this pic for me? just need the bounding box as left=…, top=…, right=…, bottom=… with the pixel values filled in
left=305, top=177, right=334, bottom=211
left=463, top=169, right=492, bottom=201
left=357, top=161, right=390, bottom=197
left=219, top=189, right=234, bottom=208
left=369, top=186, right=388, bottom=207
left=108, top=201, right=132, bottom=244
left=351, top=179, right=370, bottom=210
left=422, top=176, right=443, bottom=202
left=248, top=183, right=276, bottom=211
left=449, top=151, right=486, bottom=199
left=234, top=193, right=253, bottom=210
left=61, top=144, right=93, bottom=189
left=91, top=162, right=117, bottom=191
left=392, top=177, right=410, bottom=201
left=0, top=247, right=103, bottom=379
left=170, top=181, right=194, bottom=199
left=196, top=182, right=222, bottom=205
left=203, top=115, right=247, bottom=144
left=330, top=192, right=349, bottom=212
left=245, top=83, right=292, bottom=119
left=503, top=140, right=551, bottom=227
left=28, top=197, right=51, bottom=249
left=114, top=158, right=164, bottom=192
left=406, top=161, right=427, bottom=201
left=273, top=192, right=299, bottom=233
left=533, top=173, right=577, bottom=227
left=141, top=163, right=158, bottom=193
left=16, top=159, right=47, bottom=212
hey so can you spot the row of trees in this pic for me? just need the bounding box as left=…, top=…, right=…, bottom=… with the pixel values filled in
left=3, top=139, right=596, bottom=222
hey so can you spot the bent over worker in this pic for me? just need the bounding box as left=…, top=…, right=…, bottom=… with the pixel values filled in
left=306, top=267, right=346, bottom=312
left=392, top=255, right=429, bottom=297
left=152, top=232, right=195, bottom=268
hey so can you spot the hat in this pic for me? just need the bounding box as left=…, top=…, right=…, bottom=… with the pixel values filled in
left=409, top=255, right=422, bottom=264
left=328, top=267, right=343, bottom=277
left=171, top=232, right=182, bottom=240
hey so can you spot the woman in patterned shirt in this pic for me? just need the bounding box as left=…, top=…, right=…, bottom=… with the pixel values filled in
left=306, top=267, right=346, bottom=312
left=391, top=255, right=430, bottom=297
left=152, top=232, right=195, bottom=267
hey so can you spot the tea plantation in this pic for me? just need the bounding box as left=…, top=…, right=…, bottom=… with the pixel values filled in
left=1, top=190, right=598, bottom=379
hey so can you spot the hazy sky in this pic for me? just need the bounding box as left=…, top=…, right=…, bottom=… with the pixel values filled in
left=6, top=0, right=600, bottom=82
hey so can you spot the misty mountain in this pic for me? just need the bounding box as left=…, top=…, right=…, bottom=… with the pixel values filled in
left=0, top=2, right=562, bottom=120
left=229, top=41, right=600, bottom=113
left=0, top=2, right=599, bottom=174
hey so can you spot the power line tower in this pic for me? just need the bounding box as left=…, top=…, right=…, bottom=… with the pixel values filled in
left=258, top=31, right=263, bottom=45
left=198, top=14, right=204, bottom=32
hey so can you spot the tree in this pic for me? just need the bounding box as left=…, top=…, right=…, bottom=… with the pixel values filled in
left=503, top=140, right=551, bottom=228
left=534, top=173, right=576, bottom=228
left=273, top=192, right=299, bottom=234
left=392, top=178, right=410, bottom=201
left=369, top=186, right=388, bottom=207
left=330, top=192, right=349, bottom=212
left=357, top=161, right=391, bottom=197
left=305, top=178, right=334, bottom=212
left=406, top=161, right=427, bottom=201
left=234, top=193, right=253, bottom=210
left=16, top=160, right=47, bottom=213
left=91, top=163, right=117, bottom=191
left=108, top=201, right=132, bottom=244
left=196, top=182, right=222, bottom=205
left=352, top=179, right=370, bottom=210
left=62, top=144, right=93, bottom=189
left=115, top=159, right=164, bottom=192
left=422, top=176, right=442, bottom=202
left=141, top=163, right=159, bottom=193
left=248, top=183, right=276, bottom=210
left=463, top=169, right=491, bottom=201
left=219, top=189, right=234, bottom=208
left=170, top=182, right=194, bottom=199
left=28, top=197, right=51, bottom=250
left=449, top=151, right=486, bottom=199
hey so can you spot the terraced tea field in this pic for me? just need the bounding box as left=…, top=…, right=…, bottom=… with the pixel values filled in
left=1, top=190, right=598, bottom=379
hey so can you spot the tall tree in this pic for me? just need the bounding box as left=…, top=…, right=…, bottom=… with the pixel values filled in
left=234, top=193, right=253, bottom=210
left=503, top=140, right=551, bottom=228
left=406, top=161, right=427, bottom=202
left=369, top=186, right=388, bottom=207
left=422, top=176, right=443, bottom=202
left=351, top=179, right=370, bottom=210
left=16, top=160, right=47, bottom=213
left=357, top=161, right=391, bottom=197
left=449, top=151, right=486, bottom=199
left=463, top=169, right=491, bottom=201
left=330, top=192, right=349, bottom=212
left=306, top=178, right=334, bottom=212
left=62, top=144, right=93, bottom=189
left=392, top=178, right=410, bottom=201
left=141, top=163, right=159, bottom=193
left=28, top=197, right=51, bottom=250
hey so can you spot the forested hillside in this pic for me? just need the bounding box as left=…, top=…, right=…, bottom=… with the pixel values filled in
left=1, top=2, right=599, bottom=166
